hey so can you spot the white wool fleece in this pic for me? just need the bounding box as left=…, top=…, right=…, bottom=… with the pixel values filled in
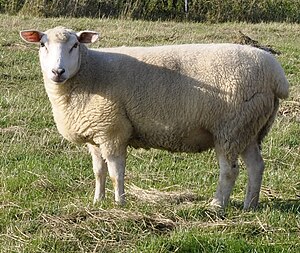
left=20, top=27, right=289, bottom=209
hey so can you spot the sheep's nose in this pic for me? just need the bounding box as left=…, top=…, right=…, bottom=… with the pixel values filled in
left=52, top=68, right=65, bottom=77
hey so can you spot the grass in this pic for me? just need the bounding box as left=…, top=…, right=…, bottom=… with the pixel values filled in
left=0, top=14, right=299, bottom=252
left=3, top=0, right=300, bottom=23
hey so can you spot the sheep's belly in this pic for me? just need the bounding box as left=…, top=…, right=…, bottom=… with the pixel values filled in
left=129, top=127, right=214, bottom=153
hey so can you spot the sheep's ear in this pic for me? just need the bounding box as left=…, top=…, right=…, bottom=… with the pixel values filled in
left=20, top=30, right=44, bottom=43
left=76, top=31, right=99, bottom=44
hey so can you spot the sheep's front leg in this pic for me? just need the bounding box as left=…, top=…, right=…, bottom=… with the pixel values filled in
left=88, top=144, right=108, bottom=204
left=211, top=151, right=239, bottom=209
left=106, top=153, right=126, bottom=205
left=241, top=142, right=265, bottom=210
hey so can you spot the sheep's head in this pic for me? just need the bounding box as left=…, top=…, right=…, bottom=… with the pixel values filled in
left=20, top=27, right=99, bottom=84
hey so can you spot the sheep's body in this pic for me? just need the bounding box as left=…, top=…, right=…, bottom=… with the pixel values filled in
left=52, top=44, right=287, bottom=156
left=20, top=27, right=289, bottom=210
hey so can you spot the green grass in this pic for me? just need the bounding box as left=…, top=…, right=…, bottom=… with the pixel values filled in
left=0, top=15, right=299, bottom=252
left=2, top=0, right=300, bottom=23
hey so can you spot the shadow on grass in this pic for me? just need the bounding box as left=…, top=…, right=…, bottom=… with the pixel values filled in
left=230, top=198, right=300, bottom=214
left=261, top=198, right=300, bottom=214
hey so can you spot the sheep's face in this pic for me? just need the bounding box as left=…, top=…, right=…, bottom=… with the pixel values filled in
left=20, top=27, right=99, bottom=84
left=39, top=31, right=81, bottom=83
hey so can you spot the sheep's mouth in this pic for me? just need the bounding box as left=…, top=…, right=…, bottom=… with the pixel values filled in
left=51, top=76, right=67, bottom=84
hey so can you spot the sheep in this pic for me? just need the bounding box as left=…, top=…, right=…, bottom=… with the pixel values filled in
left=20, top=26, right=289, bottom=210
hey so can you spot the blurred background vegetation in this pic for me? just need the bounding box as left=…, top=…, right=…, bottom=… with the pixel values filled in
left=1, top=0, right=300, bottom=23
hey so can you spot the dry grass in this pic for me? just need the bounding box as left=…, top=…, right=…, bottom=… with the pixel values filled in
left=128, top=184, right=199, bottom=205
left=279, top=86, right=300, bottom=121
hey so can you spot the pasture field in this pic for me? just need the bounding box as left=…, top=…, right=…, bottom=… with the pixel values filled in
left=0, top=15, right=299, bottom=252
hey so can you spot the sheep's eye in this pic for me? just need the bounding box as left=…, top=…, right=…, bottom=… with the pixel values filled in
left=69, top=43, right=79, bottom=53
left=40, top=42, right=45, bottom=47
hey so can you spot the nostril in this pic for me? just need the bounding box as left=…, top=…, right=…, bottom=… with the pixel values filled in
left=58, top=68, right=65, bottom=75
left=52, top=68, right=65, bottom=76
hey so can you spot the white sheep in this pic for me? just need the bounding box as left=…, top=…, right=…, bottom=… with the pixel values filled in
left=20, top=26, right=289, bottom=210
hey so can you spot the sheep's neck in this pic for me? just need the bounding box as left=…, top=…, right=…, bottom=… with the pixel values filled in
left=44, top=81, right=73, bottom=109
left=44, top=79, right=91, bottom=144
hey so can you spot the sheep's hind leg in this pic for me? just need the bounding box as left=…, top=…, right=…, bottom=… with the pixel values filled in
left=211, top=151, right=239, bottom=209
left=106, top=152, right=126, bottom=205
left=241, top=142, right=265, bottom=210
left=88, top=144, right=108, bottom=204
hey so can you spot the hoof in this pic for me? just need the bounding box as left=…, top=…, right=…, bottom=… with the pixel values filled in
left=208, top=199, right=226, bottom=218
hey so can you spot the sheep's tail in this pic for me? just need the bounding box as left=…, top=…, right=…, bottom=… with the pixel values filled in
left=270, top=58, right=289, bottom=99
left=273, top=72, right=289, bottom=99
left=257, top=97, right=279, bottom=147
